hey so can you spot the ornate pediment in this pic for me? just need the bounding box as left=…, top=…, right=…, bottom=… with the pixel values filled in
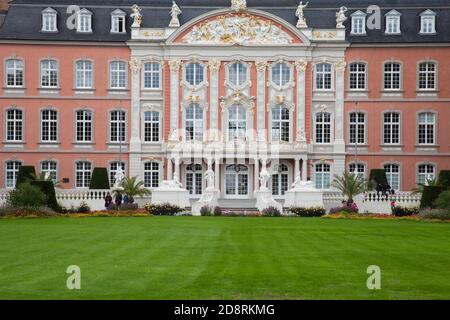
left=182, top=13, right=293, bottom=46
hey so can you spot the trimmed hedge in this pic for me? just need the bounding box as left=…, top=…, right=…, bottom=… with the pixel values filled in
left=15, top=166, right=36, bottom=187
left=287, top=207, right=326, bottom=217
left=30, top=180, right=59, bottom=212
left=89, top=167, right=110, bottom=190
left=438, top=170, right=450, bottom=189
left=369, top=169, right=388, bottom=189
left=392, top=206, right=420, bottom=217
left=420, top=186, right=447, bottom=209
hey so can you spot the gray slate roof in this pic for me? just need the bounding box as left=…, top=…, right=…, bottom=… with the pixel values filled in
left=0, top=0, right=449, bottom=43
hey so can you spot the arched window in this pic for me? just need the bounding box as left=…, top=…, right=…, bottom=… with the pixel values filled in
left=110, top=110, right=126, bottom=143
left=41, top=109, right=58, bottom=142
left=384, top=164, right=400, bottom=191
left=144, top=162, right=159, bottom=188
left=225, top=165, right=249, bottom=197
left=75, top=60, right=93, bottom=89
left=271, top=105, right=290, bottom=142
left=109, top=161, right=125, bottom=187
left=418, top=164, right=436, bottom=186
left=75, top=110, right=93, bottom=143
left=5, top=59, right=24, bottom=87
left=109, top=61, right=127, bottom=89
left=41, top=161, right=57, bottom=182
left=143, top=62, right=161, bottom=89
left=315, top=63, right=332, bottom=90
left=315, top=112, right=331, bottom=144
left=185, top=104, right=203, bottom=141
left=40, top=59, right=58, bottom=88
left=228, top=105, right=246, bottom=141
left=229, top=62, right=247, bottom=86
left=75, top=161, right=92, bottom=188
left=349, top=112, right=366, bottom=144
left=272, top=62, right=290, bottom=86
left=418, top=62, right=436, bottom=90
left=5, top=109, right=23, bottom=142
left=383, top=112, right=400, bottom=144
left=186, top=164, right=203, bottom=196
left=315, top=163, right=331, bottom=189
left=185, top=62, right=204, bottom=86
left=418, top=112, right=436, bottom=145
left=349, top=63, right=366, bottom=90
left=5, top=161, right=21, bottom=188
left=144, top=111, right=160, bottom=142
left=272, top=163, right=289, bottom=196
left=384, top=62, right=401, bottom=90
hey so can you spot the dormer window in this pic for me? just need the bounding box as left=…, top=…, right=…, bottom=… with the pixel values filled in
left=351, top=10, right=366, bottom=35
left=420, top=10, right=436, bottom=34
left=77, top=9, right=93, bottom=33
left=111, top=9, right=126, bottom=33
left=385, top=10, right=401, bottom=34
left=42, top=7, right=57, bottom=32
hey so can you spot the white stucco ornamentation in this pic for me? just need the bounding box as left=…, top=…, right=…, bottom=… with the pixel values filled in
left=130, top=4, right=142, bottom=28
left=129, top=58, right=142, bottom=74
left=335, top=60, right=347, bottom=73
left=182, top=14, right=293, bottom=45
left=231, top=0, right=247, bottom=13
left=336, top=6, right=348, bottom=29
left=296, top=1, right=309, bottom=28
left=169, top=1, right=182, bottom=28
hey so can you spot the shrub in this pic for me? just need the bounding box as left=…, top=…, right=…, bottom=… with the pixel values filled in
left=30, top=180, right=59, bottom=212
left=107, top=203, right=139, bottom=211
left=420, top=186, right=447, bottom=208
left=261, top=206, right=281, bottom=217
left=76, top=202, right=91, bottom=214
left=287, top=206, right=326, bottom=217
left=200, top=206, right=212, bottom=216
left=15, top=166, right=36, bottom=187
left=0, top=205, right=55, bottom=217
left=329, top=206, right=359, bottom=215
left=419, top=208, right=450, bottom=221
left=8, top=183, right=47, bottom=207
left=438, top=170, right=450, bottom=189
left=89, top=168, right=110, bottom=190
left=213, top=207, right=223, bottom=216
left=144, top=203, right=184, bottom=216
left=434, top=191, right=450, bottom=209
left=368, top=169, right=388, bottom=190
left=392, top=206, right=420, bottom=217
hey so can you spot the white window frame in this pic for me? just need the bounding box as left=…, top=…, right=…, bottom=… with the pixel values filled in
left=143, top=62, right=161, bottom=89
left=185, top=164, right=203, bottom=196
left=418, top=62, right=437, bottom=91
left=227, top=104, right=247, bottom=142
left=75, top=109, right=93, bottom=143
left=271, top=163, right=290, bottom=197
left=228, top=62, right=248, bottom=87
left=417, top=164, right=436, bottom=186
left=77, top=9, right=93, bottom=33
left=349, top=163, right=366, bottom=179
left=314, top=63, right=333, bottom=91
left=271, top=62, right=291, bottom=87
left=109, top=161, right=126, bottom=187
left=351, top=11, right=366, bottom=35
left=109, top=110, right=126, bottom=143
left=5, top=108, right=24, bottom=142
left=185, top=62, right=205, bottom=86
left=385, top=10, right=401, bottom=35
left=184, top=103, right=204, bottom=142
left=315, top=163, right=331, bottom=190
left=315, top=112, right=332, bottom=144
left=349, top=112, right=366, bottom=145
left=5, top=160, right=22, bottom=188
left=111, top=9, right=126, bottom=34
left=109, top=60, right=127, bottom=89
left=383, top=112, right=401, bottom=145
left=40, top=161, right=58, bottom=183
left=271, top=104, right=291, bottom=143
left=383, top=62, right=402, bottom=91
left=41, top=7, right=57, bottom=32
left=40, top=109, right=58, bottom=142
left=143, top=111, right=160, bottom=143
left=75, top=60, right=93, bottom=89
left=417, top=112, right=436, bottom=145
left=144, top=162, right=160, bottom=189
left=40, top=59, right=59, bottom=88
left=75, top=161, right=92, bottom=189
left=384, top=163, right=401, bottom=191
left=348, top=62, right=367, bottom=91
left=420, top=10, right=436, bottom=34
left=5, top=59, right=24, bottom=88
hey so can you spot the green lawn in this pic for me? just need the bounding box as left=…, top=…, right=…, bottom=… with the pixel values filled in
left=0, top=217, right=449, bottom=300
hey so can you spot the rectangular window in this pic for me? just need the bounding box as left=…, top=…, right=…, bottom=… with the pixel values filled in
left=110, top=61, right=127, bottom=89
left=76, top=161, right=91, bottom=188
left=6, top=109, right=23, bottom=142
left=420, top=16, right=435, bottom=34
left=144, top=63, right=161, bottom=89
left=418, top=113, right=435, bottom=145
left=315, top=164, right=331, bottom=189
left=76, top=60, right=93, bottom=89
left=315, top=63, right=332, bottom=90
left=384, top=164, right=400, bottom=191
left=41, top=60, right=58, bottom=88
left=386, top=16, right=400, bottom=34
left=77, top=13, right=92, bottom=33
left=111, top=15, right=125, bottom=33
left=76, top=110, right=93, bottom=142
left=315, top=113, right=331, bottom=144
left=384, top=63, right=401, bottom=90
left=351, top=16, right=365, bottom=34
left=383, top=113, right=400, bottom=145
left=5, top=161, right=21, bottom=188
left=144, top=162, right=159, bottom=188
left=144, top=111, right=160, bottom=142
left=349, top=63, right=366, bottom=90
left=418, top=165, right=435, bottom=186
left=349, top=112, right=365, bottom=144
left=418, top=62, right=436, bottom=90
left=6, top=59, right=24, bottom=87
left=110, top=111, right=126, bottom=143
left=42, top=12, right=57, bottom=32
left=41, top=110, right=58, bottom=142
left=109, top=162, right=125, bottom=187
left=41, top=161, right=57, bottom=182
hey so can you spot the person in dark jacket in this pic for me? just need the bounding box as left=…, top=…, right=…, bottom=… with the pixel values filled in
left=104, top=192, right=113, bottom=209
left=115, top=193, right=123, bottom=206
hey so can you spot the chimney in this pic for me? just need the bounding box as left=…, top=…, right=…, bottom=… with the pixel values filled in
left=0, top=0, right=10, bottom=11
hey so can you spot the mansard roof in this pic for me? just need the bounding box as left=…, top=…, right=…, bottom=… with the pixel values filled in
left=0, top=0, right=449, bottom=43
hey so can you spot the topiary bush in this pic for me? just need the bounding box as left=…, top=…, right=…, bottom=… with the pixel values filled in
left=262, top=206, right=282, bottom=217
left=200, top=206, right=213, bottom=216
left=30, top=180, right=59, bottom=212
left=144, top=203, right=184, bottom=216
left=287, top=206, right=326, bottom=217
left=420, top=186, right=447, bottom=209
left=438, top=170, right=450, bottom=189
left=15, top=166, right=36, bottom=187
left=434, top=191, right=450, bottom=209
left=89, top=168, right=110, bottom=190
left=391, top=206, right=420, bottom=217
left=8, top=183, right=46, bottom=208
left=368, top=169, right=388, bottom=190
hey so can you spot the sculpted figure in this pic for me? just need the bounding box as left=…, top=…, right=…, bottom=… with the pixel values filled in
left=169, top=1, right=182, bottom=28
left=336, top=6, right=348, bottom=29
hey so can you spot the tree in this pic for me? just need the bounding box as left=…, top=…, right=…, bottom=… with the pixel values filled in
left=15, top=166, right=36, bottom=187
left=332, top=171, right=366, bottom=203
left=119, top=176, right=151, bottom=202
left=32, top=172, right=61, bottom=188
left=89, top=168, right=110, bottom=189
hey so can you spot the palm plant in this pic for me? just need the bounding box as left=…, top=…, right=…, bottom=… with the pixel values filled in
left=412, top=177, right=441, bottom=195
left=332, top=171, right=366, bottom=203
left=32, top=172, right=61, bottom=188
left=119, top=176, right=151, bottom=201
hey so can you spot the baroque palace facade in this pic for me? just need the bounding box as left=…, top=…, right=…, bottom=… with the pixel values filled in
left=0, top=0, right=449, bottom=206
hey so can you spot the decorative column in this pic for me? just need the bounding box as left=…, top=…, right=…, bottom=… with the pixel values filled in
left=334, top=60, right=346, bottom=148
left=294, top=157, right=300, bottom=180
left=129, top=58, right=142, bottom=178
left=295, top=60, right=308, bottom=143
left=169, top=59, right=182, bottom=141
left=254, top=158, right=259, bottom=192
left=174, top=158, right=180, bottom=180
left=214, top=158, right=220, bottom=190
left=209, top=60, right=221, bottom=138
left=255, top=60, right=268, bottom=141
left=167, top=158, right=173, bottom=180
left=302, top=156, right=308, bottom=181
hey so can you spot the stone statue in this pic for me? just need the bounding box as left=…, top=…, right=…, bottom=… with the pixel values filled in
left=231, top=0, right=247, bottom=13
left=113, top=167, right=125, bottom=189
left=204, top=169, right=215, bottom=191
left=169, top=1, right=182, bottom=28
left=259, top=167, right=271, bottom=191
left=130, top=4, right=142, bottom=28
left=291, top=173, right=315, bottom=190
left=44, top=172, right=51, bottom=181
left=173, top=172, right=182, bottom=188
left=296, top=1, right=309, bottom=28
left=292, top=172, right=302, bottom=189
left=336, top=6, right=348, bottom=29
